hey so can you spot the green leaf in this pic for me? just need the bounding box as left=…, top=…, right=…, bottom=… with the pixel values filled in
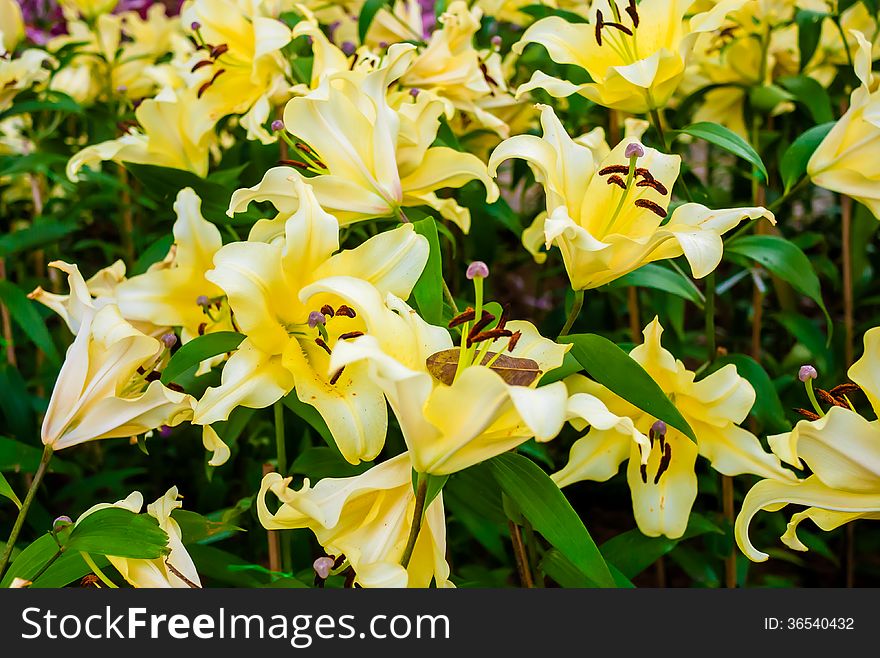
left=66, top=507, right=170, bottom=559
left=31, top=552, right=111, bottom=588
left=0, top=91, right=82, bottom=121
left=599, top=513, right=723, bottom=579
left=0, top=471, right=21, bottom=509
left=796, top=9, right=827, bottom=72
left=161, top=331, right=245, bottom=384
left=282, top=394, right=336, bottom=450
left=358, top=0, right=388, bottom=43
left=0, top=366, right=36, bottom=442
left=0, top=436, right=78, bottom=475
left=726, top=234, right=831, bottom=336
left=171, top=509, right=243, bottom=545
left=537, top=351, right=582, bottom=386
left=778, top=75, right=834, bottom=124
left=541, top=549, right=635, bottom=588
left=412, top=471, right=449, bottom=508
left=0, top=222, right=78, bottom=259
left=519, top=4, right=589, bottom=22
left=488, top=452, right=615, bottom=588
left=0, top=281, right=60, bottom=363
left=559, top=333, right=697, bottom=441
left=0, top=534, right=61, bottom=587
left=607, top=263, right=705, bottom=307
left=411, top=217, right=444, bottom=325
left=712, top=354, right=790, bottom=433
left=779, top=122, right=834, bottom=192
left=187, top=544, right=267, bottom=587
left=676, top=121, right=768, bottom=181
left=290, top=446, right=372, bottom=479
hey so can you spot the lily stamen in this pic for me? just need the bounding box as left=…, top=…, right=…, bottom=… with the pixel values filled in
left=635, top=178, right=669, bottom=195
left=315, top=337, right=332, bottom=355
left=448, top=307, right=475, bottom=328
left=653, top=442, right=672, bottom=484
left=606, top=175, right=626, bottom=189
left=634, top=199, right=667, bottom=218
left=339, top=331, right=365, bottom=340
left=336, top=305, right=357, bottom=318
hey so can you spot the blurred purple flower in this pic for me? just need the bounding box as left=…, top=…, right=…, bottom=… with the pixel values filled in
left=419, top=0, right=436, bottom=36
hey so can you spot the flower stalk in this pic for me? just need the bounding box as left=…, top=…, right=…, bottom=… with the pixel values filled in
left=0, top=445, right=53, bottom=579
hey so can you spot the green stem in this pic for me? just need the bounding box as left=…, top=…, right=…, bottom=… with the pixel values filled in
left=0, top=445, right=52, bottom=579
left=559, top=289, right=584, bottom=337
left=273, top=401, right=292, bottom=575
left=441, top=277, right=459, bottom=314
left=705, top=272, right=716, bottom=363
left=649, top=107, right=668, bottom=151
left=805, top=378, right=825, bottom=417
left=400, top=474, right=429, bottom=569
left=832, top=15, right=855, bottom=71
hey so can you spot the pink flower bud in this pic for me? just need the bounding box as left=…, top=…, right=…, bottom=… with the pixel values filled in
left=624, top=142, right=645, bottom=159
left=271, top=119, right=284, bottom=132
left=308, top=311, right=327, bottom=328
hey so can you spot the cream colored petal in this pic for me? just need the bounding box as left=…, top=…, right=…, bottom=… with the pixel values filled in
left=767, top=406, right=880, bottom=491
left=781, top=508, right=880, bottom=552
left=284, top=338, right=389, bottom=464
left=848, top=326, right=880, bottom=412
left=193, top=338, right=294, bottom=425
left=312, top=224, right=427, bottom=301
left=400, top=146, right=499, bottom=202
left=735, top=475, right=880, bottom=561
left=201, top=425, right=231, bottom=467
left=553, top=429, right=631, bottom=487
left=514, top=70, right=586, bottom=100
left=694, top=421, right=795, bottom=481
left=626, top=432, right=698, bottom=539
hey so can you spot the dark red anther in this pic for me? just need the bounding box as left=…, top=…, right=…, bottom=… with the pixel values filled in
left=626, top=0, right=639, bottom=27
left=336, top=305, right=356, bottom=318
left=816, top=388, right=848, bottom=408
left=136, top=366, right=147, bottom=375
left=191, top=59, right=213, bottom=72
left=606, top=174, right=626, bottom=189
left=339, top=331, right=365, bottom=340
left=634, top=199, right=667, bottom=218
left=320, top=304, right=335, bottom=318
left=198, top=322, right=207, bottom=336
left=315, top=337, right=332, bottom=355
left=604, top=21, right=633, bottom=36
left=210, top=43, right=229, bottom=59
left=497, top=303, right=510, bottom=331
left=448, top=307, right=476, bottom=328
left=829, top=382, right=861, bottom=398
left=167, top=382, right=185, bottom=393
left=598, top=164, right=629, bottom=176
left=145, top=371, right=161, bottom=382
left=635, top=178, right=669, bottom=195
left=467, top=328, right=513, bottom=347
left=467, top=311, right=496, bottom=340
left=595, top=9, right=604, bottom=46
left=277, top=159, right=311, bottom=169
left=793, top=407, right=821, bottom=421
left=654, top=443, right=672, bottom=484
left=639, top=462, right=648, bottom=484
left=507, top=330, right=522, bottom=352
left=329, top=367, right=345, bottom=385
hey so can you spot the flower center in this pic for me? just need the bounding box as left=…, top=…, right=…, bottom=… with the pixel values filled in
left=595, top=0, right=642, bottom=64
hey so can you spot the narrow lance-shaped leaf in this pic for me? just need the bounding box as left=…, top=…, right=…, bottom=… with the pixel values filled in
left=488, top=452, right=616, bottom=588
left=726, top=234, right=832, bottom=338
left=676, top=122, right=768, bottom=181
left=161, top=331, right=245, bottom=384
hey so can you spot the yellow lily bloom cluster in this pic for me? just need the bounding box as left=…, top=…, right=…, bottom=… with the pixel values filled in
left=6, top=0, right=880, bottom=592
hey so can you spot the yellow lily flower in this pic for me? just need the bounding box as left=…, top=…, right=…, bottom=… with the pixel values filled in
left=511, top=0, right=750, bottom=113
left=808, top=31, right=880, bottom=218
left=259, top=453, right=451, bottom=588
left=489, top=104, right=773, bottom=289
left=30, top=189, right=231, bottom=354
left=553, top=317, right=794, bottom=539
left=76, top=487, right=201, bottom=588
left=32, top=260, right=231, bottom=465
left=736, top=327, right=880, bottom=561
left=180, top=0, right=292, bottom=144
left=227, top=44, right=499, bottom=232
left=67, top=86, right=217, bottom=179
left=40, top=291, right=194, bottom=452
left=400, top=2, right=517, bottom=136
left=327, top=289, right=575, bottom=475
left=115, top=187, right=233, bottom=349
left=194, top=177, right=430, bottom=464
left=0, top=49, right=53, bottom=112
left=0, top=0, right=23, bottom=54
